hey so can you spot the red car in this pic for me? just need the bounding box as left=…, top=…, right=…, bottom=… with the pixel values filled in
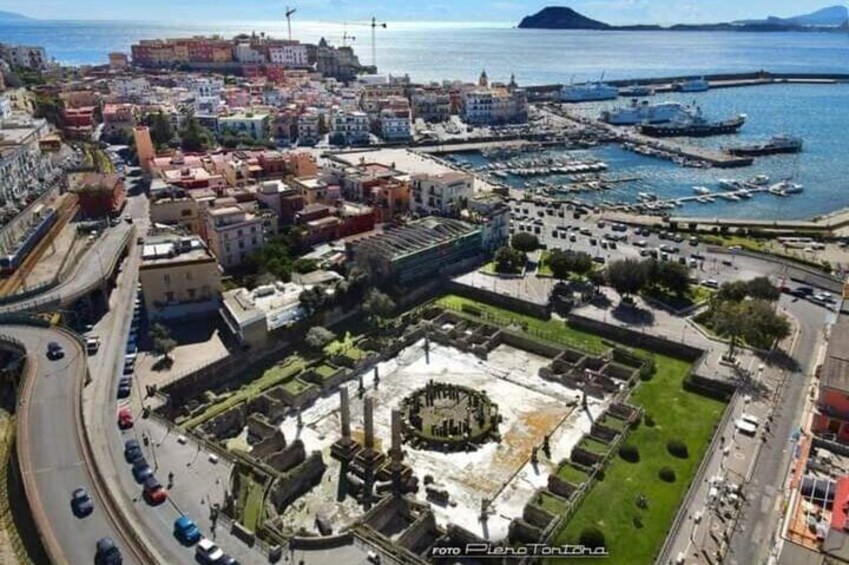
left=143, top=476, right=167, bottom=505
left=117, top=408, right=133, bottom=430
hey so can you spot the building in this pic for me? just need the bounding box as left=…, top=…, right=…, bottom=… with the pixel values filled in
left=108, top=52, right=129, bottom=69
left=234, top=43, right=266, bottom=65
left=218, top=112, right=270, bottom=141
left=133, top=126, right=156, bottom=173
left=814, top=312, right=849, bottom=442
left=311, top=38, right=370, bottom=82
left=0, top=114, right=53, bottom=203
left=149, top=189, right=202, bottom=234
left=379, top=107, right=412, bottom=141
left=268, top=42, right=309, bottom=68
left=101, top=103, right=139, bottom=140
left=111, top=77, right=150, bottom=100
left=256, top=180, right=304, bottom=225
left=62, top=106, right=96, bottom=139
left=331, top=110, right=369, bottom=145
left=467, top=193, right=510, bottom=252
left=347, top=217, right=483, bottom=286
left=462, top=73, right=528, bottom=126
left=410, top=87, right=451, bottom=122
left=139, top=235, right=222, bottom=320
left=71, top=173, right=126, bottom=218
left=410, top=171, right=473, bottom=216
left=204, top=205, right=268, bottom=269
left=297, top=110, right=321, bottom=145
left=0, top=44, right=47, bottom=70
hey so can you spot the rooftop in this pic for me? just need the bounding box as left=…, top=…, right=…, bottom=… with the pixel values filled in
left=822, top=313, right=849, bottom=393
left=140, top=236, right=214, bottom=266
left=223, top=280, right=309, bottom=331
left=350, top=216, right=479, bottom=261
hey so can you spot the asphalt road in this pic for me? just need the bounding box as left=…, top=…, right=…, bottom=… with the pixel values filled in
left=8, top=325, right=142, bottom=565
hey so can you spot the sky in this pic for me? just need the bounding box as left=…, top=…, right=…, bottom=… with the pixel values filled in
left=1, top=0, right=845, bottom=25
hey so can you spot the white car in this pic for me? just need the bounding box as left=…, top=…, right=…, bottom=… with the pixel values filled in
left=196, top=538, right=224, bottom=563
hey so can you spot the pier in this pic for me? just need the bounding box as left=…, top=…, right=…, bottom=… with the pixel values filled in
left=613, top=127, right=754, bottom=168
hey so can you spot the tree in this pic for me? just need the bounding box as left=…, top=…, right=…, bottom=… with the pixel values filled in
left=511, top=232, right=539, bottom=253
left=292, top=257, right=318, bottom=274
left=711, top=300, right=748, bottom=356
left=548, top=250, right=593, bottom=280
left=305, top=326, right=335, bottom=350
left=494, top=246, right=525, bottom=274
left=746, top=276, right=780, bottom=302
left=150, top=323, right=177, bottom=361
left=147, top=111, right=174, bottom=148
left=179, top=113, right=213, bottom=152
left=606, top=258, right=647, bottom=300
left=298, top=286, right=325, bottom=315
left=742, top=300, right=791, bottom=349
left=363, top=289, right=396, bottom=326
left=716, top=280, right=750, bottom=303
left=33, top=94, right=65, bottom=128
left=651, top=260, right=690, bottom=296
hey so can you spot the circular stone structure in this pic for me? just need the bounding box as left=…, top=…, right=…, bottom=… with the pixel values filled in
left=399, top=380, right=500, bottom=451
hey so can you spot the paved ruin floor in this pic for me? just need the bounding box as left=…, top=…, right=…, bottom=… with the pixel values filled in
left=271, top=340, right=611, bottom=540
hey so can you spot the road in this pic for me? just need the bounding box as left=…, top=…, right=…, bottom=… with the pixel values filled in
left=0, top=221, right=133, bottom=314
left=4, top=325, right=142, bottom=565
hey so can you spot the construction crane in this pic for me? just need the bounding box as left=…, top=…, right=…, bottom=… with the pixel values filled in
left=343, top=17, right=386, bottom=68
left=341, top=23, right=356, bottom=47
left=285, top=6, right=297, bottom=41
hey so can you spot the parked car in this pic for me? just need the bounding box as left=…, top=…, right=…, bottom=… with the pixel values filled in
left=174, top=515, right=202, bottom=545
left=70, top=487, right=93, bottom=517
left=219, top=554, right=239, bottom=565
left=85, top=336, right=100, bottom=355
left=124, top=439, right=143, bottom=464
left=94, top=537, right=122, bottom=565
left=701, top=279, right=720, bottom=289
left=117, top=408, right=133, bottom=430
left=132, top=459, right=153, bottom=483
left=46, top=341, right=64, bottom=360
left=196, top=538, right=225, bottom=563
left=143, top=476, right=167, bottom=505
left=117, top=380, right=132, bottom=399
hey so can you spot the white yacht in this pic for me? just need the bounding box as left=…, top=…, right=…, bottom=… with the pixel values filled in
left=561, top=80, right=619, bottom=102
left=718, top=178, right=742, bottom=190
left=770, top=180, right=804, bottom=195
left=750, top=174, right=770, bottom=186
left=693, top=186, right=712, bottom=195
left=601, top=100, right=692, bottom=125
left=676, top=77, right=710, bottom=92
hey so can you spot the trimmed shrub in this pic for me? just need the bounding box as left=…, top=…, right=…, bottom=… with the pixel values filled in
left=658, top=467, right=677, bottom=483
left=644, top=413, right=655, bottom=427
left=667, top=439, right=689, bottom=459
left=579, top=527, right=606, bottom=549
left=619, top=444, right=640, bottom=463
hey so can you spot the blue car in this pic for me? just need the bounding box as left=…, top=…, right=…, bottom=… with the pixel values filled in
left=132, top=459, right=153, bottom=483
left=173, top=515, right=201, bottom=545
left=123, top=439, right=143, bottom=464
left=117, top=383, right=131, bottom=399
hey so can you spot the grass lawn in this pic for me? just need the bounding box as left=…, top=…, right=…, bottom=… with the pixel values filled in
left=480, top=260, right=523, bottom=276
left=536, top=491, right=570, bottom=515
left=578, top=437, right=611, bottom=456
left=597, top=414, right=627, bottom=432
left=281, top=377, right=316, bottom=397
left=557, top=463, right=590, bottom=486
left=436, top=295, right=607, bottom=354
left=643, top=284, right=713, bottom=311
left=537, top=251, right=553, bottom=277
left=238, top=474, right=265, bottom=531
left=180, top=355, right=306, bottom=430
left=701, top=233, right=764, bottom=251
left=549, top=356, right=726, bottom=564
left=314, top=364, right=338, bottom=379
left=324, top=331, right=367, bottom=360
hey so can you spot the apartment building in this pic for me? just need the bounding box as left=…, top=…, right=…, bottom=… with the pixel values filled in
left=297, top=110, right=321, bottom=145
left=0, top=115, right=53, bottom=203
left=268, top=42, right=309, bottom=68
left=331, top=110, right=369, bottom=145
left=219, top=112, right=270, bottom=141
left=71, top=173, right=126, bottom=219
left=0, top=44, right=47, bottom=70
left=410, top=87, right=451, bottom=122
left=204, top=205, right=268, bottom=269
left=379, top=107, right=412, bottom=141
left=139, top=235, right=222, bottom=320
left=410, top=171, right=473, bottom=216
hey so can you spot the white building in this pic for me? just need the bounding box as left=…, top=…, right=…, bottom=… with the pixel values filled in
left=462, top=79, right=528, bottom=126
left=410, top=171, right=474, bottom=216
left=0, top=115, right=53, bottom=203
left=297, top=110, right=320, bottom=145
left=218, top=112, right=270, bottom=141
left=379, top=108, right=412, bottom=141
left=268, top=42, right=309, bottom=68
left=204, top=205, right=268, bottom=269
left=331, top=110, right=369, bottom=146
left=191, top=77, right=225, bottom=99
left=0, top=96, right=10, bottom=120
left=234, top=43, right=266, bottom=64
left=1, top=45, right=47, bottom=70
left=111, top=77, right=151, bottom=100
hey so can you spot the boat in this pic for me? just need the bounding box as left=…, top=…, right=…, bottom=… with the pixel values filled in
left=675, top=77, right=710, bottom=92
left=561, top=76, right=619, bottom=102
left=770, top=179, right=804, bottom=195
left=726, top=135, right=803, bottom=157
left=719, top=193, right=741, bottom=202
left=737, top=189, right=752, bottom=199
left=718, top=178, right=742, bottom=190
left=619, top=85, right=654, bottom=97
left=639, top=107, right=746, bottom=138
left=601, top=100, right=692, bottom=125
left=749, top=174, right=770, bottom=186
left=637, top=191, right=658, bottom=202
left=693, top=186, right=712, bottom=195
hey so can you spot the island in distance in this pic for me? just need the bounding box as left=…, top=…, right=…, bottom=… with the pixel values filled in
left=517, top=5, right=849, bottom=32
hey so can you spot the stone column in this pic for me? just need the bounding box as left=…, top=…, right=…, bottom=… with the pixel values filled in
left=364, top=395, right=375, bottom=450
left=391, top=409, right=402, bottom=457
left=340, top=387, right=351, bottom=438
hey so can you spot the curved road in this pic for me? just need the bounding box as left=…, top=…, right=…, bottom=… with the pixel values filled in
left=6, top=325, right=142, bottom=565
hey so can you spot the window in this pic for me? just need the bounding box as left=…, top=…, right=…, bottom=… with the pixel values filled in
left=165, top=291, right=175, bottom=302
left=187, top=288, right=196, bottom=299
left=163, top=273, right=171, bottom=285
left=186, top=271, right=193, bottom=280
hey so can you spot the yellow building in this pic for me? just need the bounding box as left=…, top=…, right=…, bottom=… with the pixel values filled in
left=139, top=235, right=222, bottom=320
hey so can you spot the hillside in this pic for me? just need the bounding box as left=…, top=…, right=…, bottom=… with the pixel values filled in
left=735, top=5, right=848, bottom=27
left=518, top=6, right=610, bottom=30
left=0, top=10, right=31, bottom=22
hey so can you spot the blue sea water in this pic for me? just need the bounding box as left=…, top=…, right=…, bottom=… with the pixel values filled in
left=452, top=83, right=849, bottom=221
left=1, top=20, right=849, bottom=84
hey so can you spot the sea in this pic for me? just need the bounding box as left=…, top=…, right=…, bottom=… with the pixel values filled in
left=1, top=20, right=849, bottom=220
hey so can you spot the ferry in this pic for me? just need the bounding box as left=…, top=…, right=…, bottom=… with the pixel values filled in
left=601, top=100, right=692, bottom=125
left=675, top=77, right=710, bottom=92
left=639, top=107, right=746, bottom=137
left=693, top=186, right=712, bottom=195
left=727, top=135, right=803, bottom=157
left=561, top=79, right=619, bottom=103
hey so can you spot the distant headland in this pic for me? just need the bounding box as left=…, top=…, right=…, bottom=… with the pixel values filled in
left=0, top=10, right=32, bottom=22
left=517, top=5, right=849, bottom=32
